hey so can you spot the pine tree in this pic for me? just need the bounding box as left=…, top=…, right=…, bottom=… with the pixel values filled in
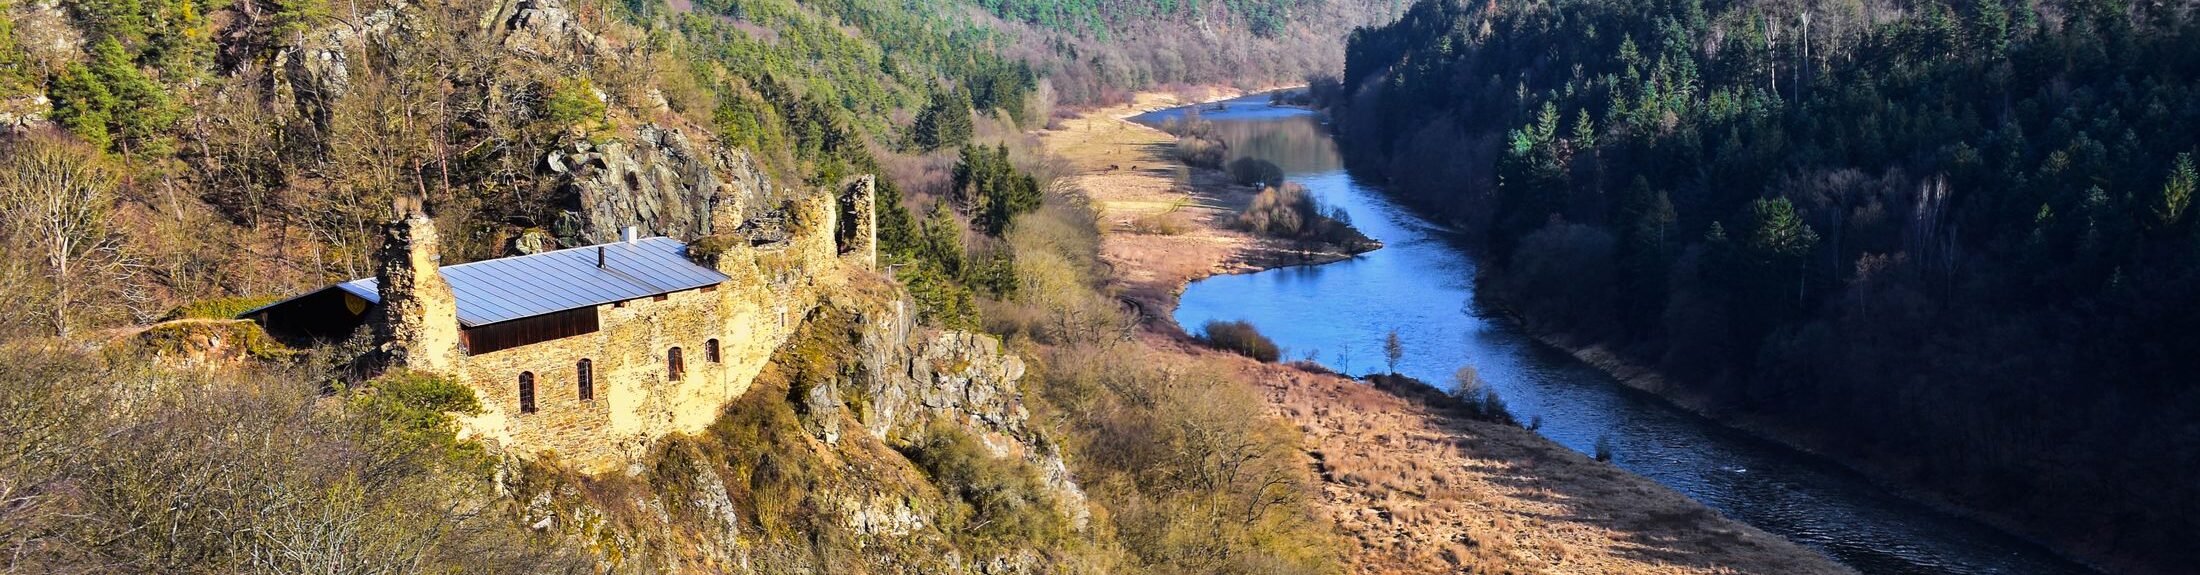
left=269, top=0, right=329, bottom=44
left=910, top=89, right=974, bottom=152
left=1743, top=197, right=1819, bottom=307
left=2157, top=152, right=2195, bottom=228
left=48, top=64, right=118, bottom=150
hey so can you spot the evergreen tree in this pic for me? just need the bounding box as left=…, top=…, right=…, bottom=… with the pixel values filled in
left=1741, top=197, right=1818, bottom=308
left=2158, top=152, right=2195, bottom=228
left=48, top=38, right=177, bottom=155
left=952, top=143, right=1040, bottom=236
left=910, top=89, right=974, bottom=152
left=48, top=64, right=118, bottom=150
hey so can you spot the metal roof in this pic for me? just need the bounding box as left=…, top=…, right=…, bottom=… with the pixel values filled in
left=250, top=237, right=730, bottom=328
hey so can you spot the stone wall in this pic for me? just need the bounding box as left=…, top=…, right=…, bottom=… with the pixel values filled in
left=375, top=212, right=462, bottom=372
left=442, top=182, right=872, bottom=473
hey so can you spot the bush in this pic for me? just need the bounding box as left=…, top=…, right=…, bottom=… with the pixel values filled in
left=543, top=77, right=608, bottom=130
left=0, top=347, right=580, bottom=573
left=1227, top=157, right=1285, bottom=187
left=901, top=424, right=1068, bottom=548
left=1034, top=346, right=1339, bottom=573
left=1448, top=367, right=1516, bottom=425
left=1479, top=389, right=1515, bottom=426
left=1236, top=183, right=1376, bottom=249
left=1175, top=136, right=1226, bottom=168
left=1199, top=319, right=1281, bottom=363
left=1127, top=208, right=1190, bottom=235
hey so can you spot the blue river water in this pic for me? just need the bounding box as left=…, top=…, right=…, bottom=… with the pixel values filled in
left=1142, top=94, right=2099, bottom=575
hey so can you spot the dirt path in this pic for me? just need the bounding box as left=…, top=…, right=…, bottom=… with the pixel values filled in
left=1042, top=93, right=1852, bottom=575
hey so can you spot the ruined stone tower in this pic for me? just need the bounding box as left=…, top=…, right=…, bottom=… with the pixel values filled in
left=375, top=209, right=462, bottom=372
left=839, top=175, right=878, bottom=269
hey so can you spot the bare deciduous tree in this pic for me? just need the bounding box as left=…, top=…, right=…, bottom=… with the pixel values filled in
left=0, top=134, right=144, bottom=338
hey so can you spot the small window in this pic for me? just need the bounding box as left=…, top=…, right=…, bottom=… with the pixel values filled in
left=653, top=294, right=669, bottom=302
left=518, top=372, right=537, bottom=414
left=668, top=347, right=685, bottom=380
left=701, top=284, right=718, bottom=293
left=577, top=359, right=594, bottom=401
left=706, top=339, right=721, bottom=363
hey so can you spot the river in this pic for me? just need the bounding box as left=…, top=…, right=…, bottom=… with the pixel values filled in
left=1139, top=93, right=2097, bottom=575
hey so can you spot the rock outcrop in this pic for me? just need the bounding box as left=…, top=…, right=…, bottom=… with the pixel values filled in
left=272, top=6, right=403, bottom=134
left=548, top=124, right=774, bottom=245
left=489, top=0, right=614, bottom=58
left=253, top=0, right=769, bottom=255
left=824, top=293, right=1092, bottom=527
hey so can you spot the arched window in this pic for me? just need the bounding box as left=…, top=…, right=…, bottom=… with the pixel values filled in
left=518, top=372, right=537, bottom=414
left=668, top=347, right=685, bottom=380
left=706, top=339, right=722, bottom=363
left=577, top=359, right=594, bottom=401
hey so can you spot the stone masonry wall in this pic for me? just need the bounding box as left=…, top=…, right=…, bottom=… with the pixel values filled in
left=375, top=212, right=463, bottom=372
left=450, top=187, right=865, bottom=473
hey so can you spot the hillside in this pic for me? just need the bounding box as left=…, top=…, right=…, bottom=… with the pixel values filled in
left=0, top=0, right=1390, bottom=572
left=1326, top=0, right=2200, bottom=572
left=949, top=0, right=1401, bottom=104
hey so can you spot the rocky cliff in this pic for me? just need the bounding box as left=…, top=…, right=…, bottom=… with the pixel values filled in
left=502, top=285, right=1093, bottom=574
left=545, top=124, right=775, bottom=247
left=258, top=0, right=777, bottom=257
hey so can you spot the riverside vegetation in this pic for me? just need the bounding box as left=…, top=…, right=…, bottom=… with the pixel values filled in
left=1326, top=0, right=2200, bottom=571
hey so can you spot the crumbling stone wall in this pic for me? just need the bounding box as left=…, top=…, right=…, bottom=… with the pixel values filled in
left=375, top=212, right=462, bottom=372
left=838, top=175, right=878, bottom=269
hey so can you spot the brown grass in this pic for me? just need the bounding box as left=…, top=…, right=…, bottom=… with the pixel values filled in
left=1155, top=334, right=1851, bottom=575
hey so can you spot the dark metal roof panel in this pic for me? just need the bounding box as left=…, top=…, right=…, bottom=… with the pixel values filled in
left=315, top=237, right=728, bottom=327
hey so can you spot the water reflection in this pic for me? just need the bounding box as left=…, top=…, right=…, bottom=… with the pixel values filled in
left=1144, top=94, right=2097, bottom=575
left=1186, top=110, right=1344, bottom=173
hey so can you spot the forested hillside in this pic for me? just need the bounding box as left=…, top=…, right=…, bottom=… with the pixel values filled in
left=948, top=0, right=1401, bottom=103
left=1327, top=0, right=2199, bottom=571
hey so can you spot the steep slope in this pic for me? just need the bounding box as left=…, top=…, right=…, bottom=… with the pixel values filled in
left=1327, top=0, right=2200, bottom=572
left=0, top=0, right=1369, bottom=572
left=508, top=282, right=1110, bottom=573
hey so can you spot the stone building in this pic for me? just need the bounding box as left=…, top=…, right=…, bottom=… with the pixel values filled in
left=244, top=181, right=877, bottom=472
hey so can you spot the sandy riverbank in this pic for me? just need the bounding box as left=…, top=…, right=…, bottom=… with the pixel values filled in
left=1040, top=94, right=1852, bottom=574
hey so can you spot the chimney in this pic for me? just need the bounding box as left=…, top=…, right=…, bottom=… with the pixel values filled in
left=597, top=245, right=607, bottom=268
left=621, top=226, right=638, bottom=244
